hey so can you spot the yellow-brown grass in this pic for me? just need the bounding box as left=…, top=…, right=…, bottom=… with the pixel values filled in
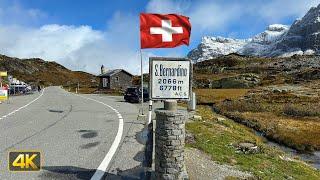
left=234, top=112, right=320, bottom=152
left=213, top=86, right=320, bottom=152
left=195, top=89, right=249, bottom=104
left=195, top=73, right=237, bottom=81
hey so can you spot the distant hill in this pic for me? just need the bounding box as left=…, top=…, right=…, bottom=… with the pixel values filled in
left=0, top=54, right=98, bottom=87
left=193, top=54, right=320, bottom=89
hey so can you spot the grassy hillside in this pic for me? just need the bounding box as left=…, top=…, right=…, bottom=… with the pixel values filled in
left=187, top=54, right=320, bottom=178
left=187, top=106, right=320, bottom=179
left=0, top=55, right=98, bottom=87
left=192, top=54, right=320, bottom=152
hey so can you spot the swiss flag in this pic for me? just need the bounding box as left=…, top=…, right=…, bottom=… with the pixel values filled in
left=140, top=13, right=191, bottom=49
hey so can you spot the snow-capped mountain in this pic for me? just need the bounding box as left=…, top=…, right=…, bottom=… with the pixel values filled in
left=188, top=4, right=320, bottom=62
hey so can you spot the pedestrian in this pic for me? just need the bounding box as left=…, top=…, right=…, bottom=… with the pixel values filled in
left=37, top=85, right=41, bottom=92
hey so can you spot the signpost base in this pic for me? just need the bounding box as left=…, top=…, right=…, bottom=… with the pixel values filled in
left=155, top=103, right=188, bottom=180
left=164, top=100, right=177, bottom=111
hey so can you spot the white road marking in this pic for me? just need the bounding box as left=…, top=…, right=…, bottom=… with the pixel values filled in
left=74, top=94, right=124, bottom=180
left=0, top=89, right=45, bottom=120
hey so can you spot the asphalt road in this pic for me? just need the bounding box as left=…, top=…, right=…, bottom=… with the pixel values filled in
left=0, top=86, right=152, bottom=180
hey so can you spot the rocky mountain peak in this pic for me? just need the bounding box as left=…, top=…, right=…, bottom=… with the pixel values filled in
left=275, top=4, right=320, bottom=54
left=188, top=4, right=320, bottom=62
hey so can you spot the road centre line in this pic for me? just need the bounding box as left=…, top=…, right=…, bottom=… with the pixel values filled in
left=0, top=89, right=45, bottom=120
left=74, top=94, right=124, bottom=180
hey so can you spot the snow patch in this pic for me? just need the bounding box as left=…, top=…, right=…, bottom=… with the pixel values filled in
left=279, top=50, right=304, bottom=57
left=188, top=24, right=289, bottom=62
left=304, top=49, right=316, bottom=55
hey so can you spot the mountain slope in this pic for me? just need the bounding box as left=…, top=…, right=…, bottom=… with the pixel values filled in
left=188, top=4, right=320, bottom=62
left=0, top=54, right=97, bottom=87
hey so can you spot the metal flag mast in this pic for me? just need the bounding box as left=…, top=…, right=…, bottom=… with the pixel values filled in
left=140, top=49, right=144, bottom=115
left=140, top=49, right=153, bottom=124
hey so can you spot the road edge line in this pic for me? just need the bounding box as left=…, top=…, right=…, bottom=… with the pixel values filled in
left=0, top=89, right=45, bottom=120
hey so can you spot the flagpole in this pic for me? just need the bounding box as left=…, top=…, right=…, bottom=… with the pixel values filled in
left=140, top=49, right=144, bottom=115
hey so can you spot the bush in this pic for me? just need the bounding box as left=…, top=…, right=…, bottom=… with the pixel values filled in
left=218, top=100, right=264, bottom=113
left=283, top=104, right=320, bottom=117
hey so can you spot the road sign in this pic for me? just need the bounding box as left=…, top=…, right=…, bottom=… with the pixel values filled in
left=0, top=71, right=7, bottom=76
left=150, top=57, right=192, bottom=100
left=0, top=88, right=8, bottom=101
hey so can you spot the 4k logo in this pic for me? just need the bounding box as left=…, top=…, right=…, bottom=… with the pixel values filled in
left=9, top=151, right=41, bottom=171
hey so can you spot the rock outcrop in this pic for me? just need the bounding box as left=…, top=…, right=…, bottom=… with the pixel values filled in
left=275, top=4, right=320, bottom=54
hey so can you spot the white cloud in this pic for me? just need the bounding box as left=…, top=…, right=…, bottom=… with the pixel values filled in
left=255, top=0, right=319, bottom=23
left=0, top=22, right=149, bottom=75
left=146, top=0, right=320, bottom=30
left=146, top=0, right=242, bottom=31
left=188, top=2, right=241, bottom=31
left=146, top=0, right=190, bottom=14
left=0, top=0, right=319, bottom=76
left=0, top=5, right=151, bottom=75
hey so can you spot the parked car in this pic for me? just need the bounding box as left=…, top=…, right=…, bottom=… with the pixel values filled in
left=124, top=87, right=149, bottom=103
left=8, top=83, right=33, bottom=95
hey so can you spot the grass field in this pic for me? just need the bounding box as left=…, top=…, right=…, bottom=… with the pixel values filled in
left=194, top=89, right=250, bottom=104
left=187, top=106, right=320, bottom=179
left=215, top=90, right=320, bottom=152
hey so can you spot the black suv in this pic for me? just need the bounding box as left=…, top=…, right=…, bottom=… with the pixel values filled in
left=124, top=87, right=149, bottom=103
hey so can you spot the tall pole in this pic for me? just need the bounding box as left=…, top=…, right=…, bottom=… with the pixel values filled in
left=140, top=49, right=144, bottom=115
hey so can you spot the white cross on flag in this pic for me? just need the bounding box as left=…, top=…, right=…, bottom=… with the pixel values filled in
left=140, top=13, right=191, bottom=49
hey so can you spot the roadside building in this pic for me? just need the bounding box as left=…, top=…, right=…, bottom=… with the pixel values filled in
left=98, top=65, right=133, bottom=90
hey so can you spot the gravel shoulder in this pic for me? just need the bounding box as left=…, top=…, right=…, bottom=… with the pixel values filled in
left=185, top=147, right=252, bottom=180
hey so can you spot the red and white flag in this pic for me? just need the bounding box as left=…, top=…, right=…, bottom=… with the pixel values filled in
left=140, top=13, right=191, bottom=49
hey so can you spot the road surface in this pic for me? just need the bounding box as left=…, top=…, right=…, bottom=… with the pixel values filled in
left=0, top=86, right=151, bottom=180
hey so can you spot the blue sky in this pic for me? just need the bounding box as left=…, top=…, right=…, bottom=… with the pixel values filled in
left=0, top=0, right=318, bottom=74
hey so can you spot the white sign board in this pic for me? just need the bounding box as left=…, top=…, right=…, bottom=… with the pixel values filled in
left=150, top=58, right=191, bottom=100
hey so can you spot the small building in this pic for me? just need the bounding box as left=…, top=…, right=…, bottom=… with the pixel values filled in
left=98, top=65, right=133, bottom=90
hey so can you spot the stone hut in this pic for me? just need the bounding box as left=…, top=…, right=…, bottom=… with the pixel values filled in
left=98, top=65, right=133, bottom=90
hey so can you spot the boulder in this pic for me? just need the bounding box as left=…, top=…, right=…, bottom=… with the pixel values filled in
left=236, top=142, right=260, bottom=154
left=219, top=74, right=261, bottom=88
left=192, top=115, right=203, bottom=121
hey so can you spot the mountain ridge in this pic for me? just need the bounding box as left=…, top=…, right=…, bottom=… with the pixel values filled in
left=0, top=54, right=97, bottom=87
left=188, top=4, right=320, bottom=62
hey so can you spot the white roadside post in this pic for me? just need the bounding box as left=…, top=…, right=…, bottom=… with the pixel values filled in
left=147, top=100, right=153, bottom=124
left=188, top=92, right=196, bottom=111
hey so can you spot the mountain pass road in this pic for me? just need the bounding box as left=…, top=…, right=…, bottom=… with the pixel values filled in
left=0, top=86, right=151, bottom=180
